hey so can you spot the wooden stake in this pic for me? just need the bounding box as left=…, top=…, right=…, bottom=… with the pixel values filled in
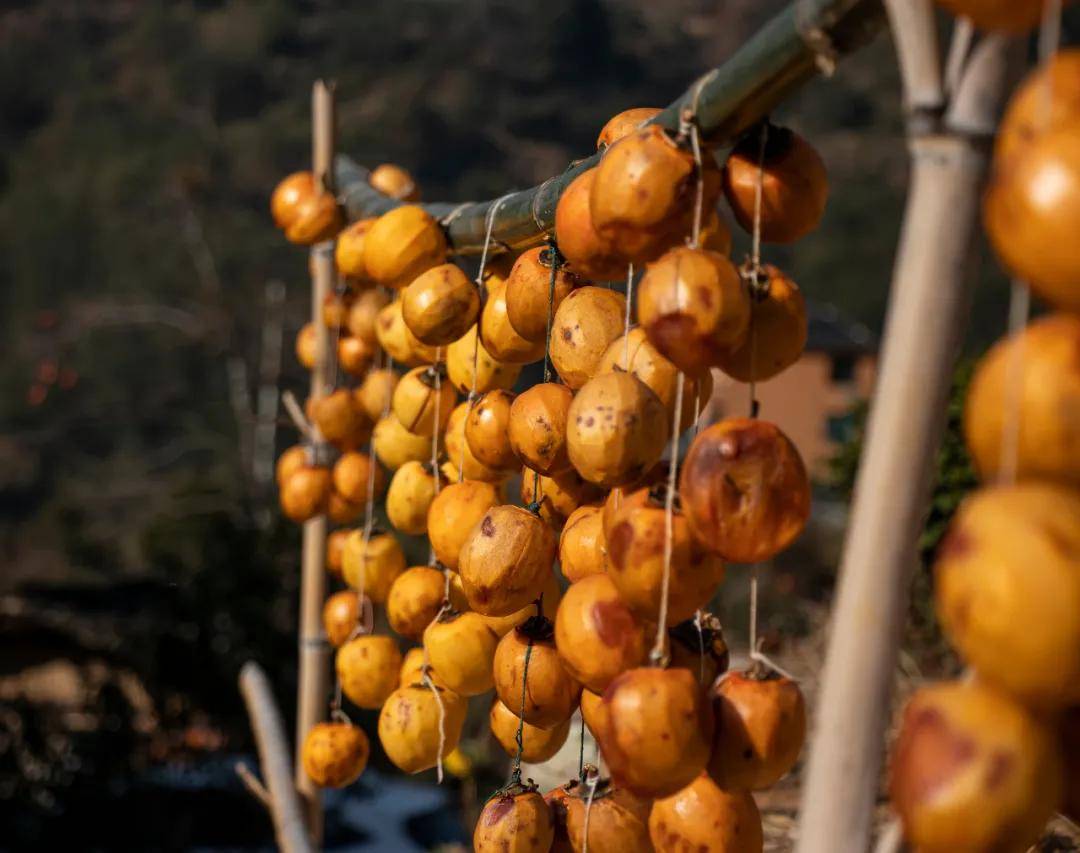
left=294, top=78, right=336, bottom=844
left=795, top=23, right=1017, bottom=853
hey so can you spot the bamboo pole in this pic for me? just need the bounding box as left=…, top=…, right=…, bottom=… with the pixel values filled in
left=795, top=22, right=1017, bottom=853
left=294, top=79, right=336, bottom=844
left=334, top=0, right=886, bottom=255
left=239, top=662, right=314, bottom=853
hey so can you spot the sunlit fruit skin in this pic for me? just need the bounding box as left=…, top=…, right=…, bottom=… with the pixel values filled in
left=295, top=322, right=318, bottom=369
left=559, top=504, right=609, bottom=583
left=459, top=505, right=557, bottom=616
left=722, top=125, right=828, bottom=244
left=649, top=772, right=764, bottom=853
left=638, top=247, right=751, bottom=376
left=336, top=634, right=402, bottom=709
left=566, top=372, right=669, bottom=488
left=402, top=263, right=480, bottom=346
left=445, top=401, right=509, bottom=484
left=465, top=389, right=518, bottom=471
left=427, top=480, right=501, bottom=570
left=554, top=574, right=646, bottom=693
left=591, top=125, right=721, bottom=263
left=391, top=365, right=456, bottom=438
left=424, top=611, right=498, bottom=696
left=372, top=414, right=435, bottom=471
left=995, top=50, right=1080, bottom=169
left=341, top=530, right=406, bottom=604
left=597, top=328, right=714, bottom=430
left=494, top=627, right=582, bottom=728
left=985, top=127, right=1080, bottom=312
left=481, top=276, right=547, bottom=364
left=326, top=528, right=349, bottom=578
left=385, top=461, right=444, bottom=536
left=597, top=107, right=662, bottom=149
left=276, top=444, right=309, bottom=488
left=606, top=492, right=726, bottom=624
left=967, top=317, right=1080, bottom=487
left=338, top=333, right=376, bottom=380
left=378, top=683, right=466, bottom=774
left=717, top=266, right=807, bottom=382
left=934, top=483, right=1080, bottom=709
left=363, top=204, right=447, bottom=289
left=446, top=324, right=522, bottom=394
left=934, top=0, right=1071, bottom=32
left=549, top=286, right=627, bottom=390
left=555, top=168, right=628, bottom=281
left=355, top=368, right=398, bottom=422
left=489, top=698, right=571, bottom=763
left=369, top=163, right=420, bottom=201
left=323, top=590, right=364, bottom=647
left=563, top=783, right=653, bottom=853
left=521, top=467, right=605, bottom=530
left=579, top=688, right=608, bottom=740
left=1063, top=708, right=1080, bottom=820
left=271, top=171, right=315, bottom=229
left=332, top=450, right=385, bottom=504
left=708, top=671, right=806, bottom=790
left=398, top=645, right=454, bottom=690
left=888, top=680, right=1063, bottom=853
left=376, top=299, right=440, bottom=367
left=480, top=573, right=562, bottom=637
left=505, top=246, right=588, bottom=343
left=598, top=667, right=715, bottom=798
left=600, top=467, right=667, bottom=539
left=346, top=287, right=390, bottom=346
left=474, top=788, right=555, bottom=853
left=680, top=418, right=811, bottom=563
left=280, top=465, right=332, bottom=522
left=334, top=217, right=377, bottom=279
left=301, top=721, right=369, bottom=789
left=508, top=383, right=575, bottom=476
left=386, top=565, right=459, bottom=641
left=285, top=188, right=343, bottom=245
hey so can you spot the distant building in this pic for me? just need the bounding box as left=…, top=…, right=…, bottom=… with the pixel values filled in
left=709, top=302, right=877, bottom=479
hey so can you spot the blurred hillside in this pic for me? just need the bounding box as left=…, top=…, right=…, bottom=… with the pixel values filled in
left=0, top=0, right=1060, bottom=847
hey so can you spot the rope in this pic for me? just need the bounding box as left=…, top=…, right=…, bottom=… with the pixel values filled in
left=650, top=370, right=684, bottom=666
left=422, top=668, right=447, bottom=784
left=541, top=240, right=561, bottom=384
left=694, top=609, right=706, bottom=683
left=622, top=264, right=634, bottom=368
left=578, top=715, right=586, bottom=779
left=510, top=637, right=535, bottom=785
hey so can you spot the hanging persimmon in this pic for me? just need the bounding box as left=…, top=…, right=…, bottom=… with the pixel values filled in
left=505, top=246, right=587, bottom=343
left=995, top=49, right=1080, bottom=168
left=326, top=528, right=348, bottom=577
left=332, top=450, right=385, bottom=505
left=322, top=291, right=351, bottom=330
left=545, top=782, right=576, bottom=853
left=327, top=490, right=363, bottom=525
left=341, top=529, right=406, bottom=604
left=398, top=647, right=448, bottom=689
left=313, top=390, right=369, bottom=449
left=346, top=287, right=390, bottom=346
left=459, top=505, right=556, bottom=616
left=445, top=402, right=508, bottom=484
left=508, top=382, right=575, bottom=476
left=280, top=465, right=332, bottom=522
left=934, top=0, right=1073, bottom=32
left=489, top=699, right=571, bottom=763
left=579, top=688, right=608, bottom=741
left=493, top=617, right=582, bottom=728
left=478, top=573, right=561, bottom=638
left=549, top=285, right=627, bottom=390
left=355, top=368, right=398, bottom=422
left=276, top=444, right=309, bottom=488
left=935, top=483, right=1080, bottom=709
left=322, top=589, right=364, bottom=648
left=554, top=574, right=645, bottom=693
left=427, top=479, right=501, bottom=570
left=423, top=610, right=498, bottom=696
left=480, top=276, right=547, bottom=364
left=717, top=265, right=808, bottom=382
left=964, top=314, right=1080, bottom=485
left=362, top=204, right=447, bottom=289
left=375, top=299, right=440, bottom=366
left=464, top=389, right=518, bottom=471
left=679, top=418, right=811, bottom=563
left=637, top=246, right=751, bottom=376
left=554, top=168, right=627, bottom=281
left=600, top=463, right=669, bottom=538
left=378, top=683, right=467, bottom=774
left=369, top=163, right=420, bottom=201
left=301, top=721, right=369, bottom=789
left=337, top=334, right=375, bottom=379
left=391, top=364, right=456, bottom=437
left=385, top=461, right=445, bottom=535
left=888, top=680, right=1062, bottom=853
left=271, top=171, right=315, bottom=229
left=387, top=565, right=463, bottom=641
left=402, top=263, right=480, bottom=346
left=709, top=670, right=806, bottom=790
left=474, top=785, right=554, bottom=853
left=520, top=467, right=604, bottom=529
left=295, top=322, right=318, bottom=369
left=335, top=217, right=378, bottom=280
left=561, top=780, right=653, bottom=853
left=558, top=504, right=609, bottom=583
left=722, top=124, right=828, bottom=244
left=566, top=372, right=669, bottom=488
left=372, top=414, right=435, bottom=471
left=597, top=107, right=662, bottom=149
left=445, top=324, right=522, bottom=395
left=336, top=635, right=402, bottom=709
left=285, top=185, right=342, bottom=245
left=649, top=772, right=763, bottom=853
left=597, top=666, right=714, bottom=798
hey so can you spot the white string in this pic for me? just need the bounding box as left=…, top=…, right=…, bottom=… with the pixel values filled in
left=580, top=767, right=601, bottom=853
left=622, top=263, right=634, bottom=368
left=421, top=669, right=447, bottom=784
left=650, top=371, right=684, bottom=665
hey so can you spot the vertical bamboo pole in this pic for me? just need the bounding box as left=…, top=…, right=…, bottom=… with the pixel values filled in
left=294, top=79, right=336, bottom=844
left=795, top=27, right=1016, bottom=853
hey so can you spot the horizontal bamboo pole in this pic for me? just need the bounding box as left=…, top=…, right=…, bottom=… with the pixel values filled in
left=335, top=0, right=886, bottom=255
